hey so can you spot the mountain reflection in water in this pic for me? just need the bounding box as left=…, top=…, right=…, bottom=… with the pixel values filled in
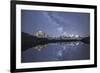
left=21, top=41, right=90, bottom=63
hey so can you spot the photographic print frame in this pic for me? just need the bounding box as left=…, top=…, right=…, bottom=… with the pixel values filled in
left=11, top=0, right=97, bottom=72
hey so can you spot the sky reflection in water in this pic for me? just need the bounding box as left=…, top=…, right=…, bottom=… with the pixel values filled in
left=21, top=42, right=90, bottom=63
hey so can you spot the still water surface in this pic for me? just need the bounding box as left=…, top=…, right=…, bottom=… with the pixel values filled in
left=21, top=41, right=90, bottom=63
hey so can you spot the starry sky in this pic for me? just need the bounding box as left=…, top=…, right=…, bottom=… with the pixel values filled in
left=21, top=10, right=90, bottom=37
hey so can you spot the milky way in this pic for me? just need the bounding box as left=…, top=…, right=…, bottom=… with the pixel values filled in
left=21, top=10, right=90, bottom=37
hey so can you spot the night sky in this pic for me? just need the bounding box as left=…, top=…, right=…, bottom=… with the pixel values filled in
left=21, top=10, right=90, bottom=37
